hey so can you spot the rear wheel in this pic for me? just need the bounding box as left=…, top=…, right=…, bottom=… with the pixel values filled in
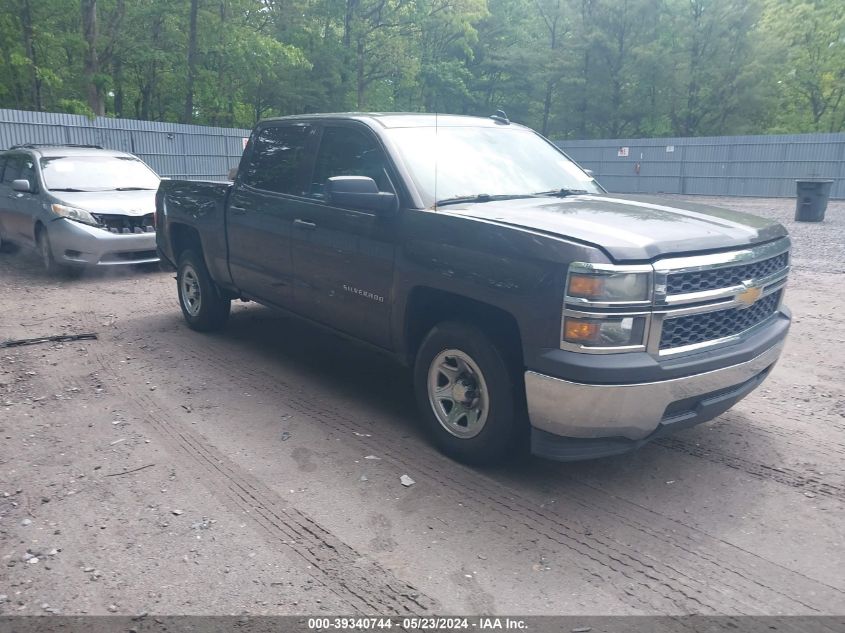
left=177, top=249, right=230, bottom=331
left=413, top=321, right=526, bottom=464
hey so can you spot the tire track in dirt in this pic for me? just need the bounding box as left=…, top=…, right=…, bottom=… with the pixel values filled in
left=133, top=320, right=845, bottom=614
left=654, top=436, right=845, bottom=501
left=83, top=333, right=438, bottom=615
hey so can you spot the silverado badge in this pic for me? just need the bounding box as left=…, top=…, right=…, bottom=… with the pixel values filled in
left=737, top=284, right=763, bottom=307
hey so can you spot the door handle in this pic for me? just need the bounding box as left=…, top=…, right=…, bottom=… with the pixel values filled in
left=229, top=205, right=247, bottom=215
left=293, top=219, right=316, bottom=230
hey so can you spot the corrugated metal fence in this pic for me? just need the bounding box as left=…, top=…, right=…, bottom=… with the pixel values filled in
left=558, top=133, right=845, bottom=199
left=1, top=108, right=842, bottom=197
left=0, top=108, right=249, bottom=181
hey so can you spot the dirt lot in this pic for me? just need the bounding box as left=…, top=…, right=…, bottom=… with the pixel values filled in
left=1, top=197, right=843, bottom=616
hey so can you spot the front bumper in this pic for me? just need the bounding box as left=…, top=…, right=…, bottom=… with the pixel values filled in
left=526, top=338, right=785, bottom=461
left=48, top=218, right=159, bottom=266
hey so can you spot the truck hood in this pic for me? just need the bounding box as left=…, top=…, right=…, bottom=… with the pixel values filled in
left=50, top=190, right=157, bottom=217
left=442, top=193, right=788, bottom=261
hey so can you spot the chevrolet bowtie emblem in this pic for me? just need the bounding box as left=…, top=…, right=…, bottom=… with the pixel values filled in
left=737, top=284, right=762, bottom=307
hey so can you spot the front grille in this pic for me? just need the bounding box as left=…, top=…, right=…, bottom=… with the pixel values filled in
left=93, top=213, right=155, bottom=234
left=660, top=290, right=782, bottom=350
left=666, top=252, right=788, bottom=294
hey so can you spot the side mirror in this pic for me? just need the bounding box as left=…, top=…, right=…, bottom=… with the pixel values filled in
left=12, top=179, right=33, bottom=193
left=227, top=167, right=238, bottom=181
left=326, top=176, right=397, bottom=214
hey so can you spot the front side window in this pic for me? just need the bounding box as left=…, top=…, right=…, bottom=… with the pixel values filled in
left=242, top=124, right=311, bottom=195
left=19, top=157, right=37, bottom=191
left=309, top=126, right=393, bottom=199
left=40, top=155, right=159, bottom=192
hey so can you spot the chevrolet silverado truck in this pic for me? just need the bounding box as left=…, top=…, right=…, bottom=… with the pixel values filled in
left=155, top=113, right=791, bottom=464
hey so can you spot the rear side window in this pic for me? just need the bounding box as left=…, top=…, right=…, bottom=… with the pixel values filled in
left=2, top=155, right=22, bottom=184
left=242, top=124, right=311, bottom=195
left=309, top=126, right=393, bottom=199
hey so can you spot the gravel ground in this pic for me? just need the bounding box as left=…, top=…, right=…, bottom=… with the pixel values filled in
left=0, top=196, right=843, bottom=616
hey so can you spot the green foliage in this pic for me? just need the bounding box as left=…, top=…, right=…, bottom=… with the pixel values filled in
left=0, top=0, right=842, bottom=136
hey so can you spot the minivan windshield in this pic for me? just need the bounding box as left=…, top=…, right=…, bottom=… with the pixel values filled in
left=40, top=155, right=160, bottom=192
left=384, top=125, right=601, bottom=207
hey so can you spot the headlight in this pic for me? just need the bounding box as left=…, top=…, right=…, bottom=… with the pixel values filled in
left=563, top=316, right=646, bottom=347
left=568, top=270, right=650, bottom=302
left=562, top=262, right=653, bottom=352
left=51, top=203, right=99, bottom=227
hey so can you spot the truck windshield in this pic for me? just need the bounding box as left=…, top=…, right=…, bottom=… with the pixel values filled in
left=40, top=155, right=160, bottom=192
left=384, top=125, right=601, bottom=208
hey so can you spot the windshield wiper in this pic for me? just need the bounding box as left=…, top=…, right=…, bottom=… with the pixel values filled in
left=49, top=188, right=92, bottom=192
left=113, top=187, right=156, bottom=191
left=533, top=188, right=591, bottom=197
left=435, top=193, right=538, bottom=207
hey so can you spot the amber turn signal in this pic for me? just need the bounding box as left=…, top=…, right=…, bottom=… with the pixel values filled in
left=563, top=319, right=600, bottom=343
left=568, top=274, right=605, bottom=298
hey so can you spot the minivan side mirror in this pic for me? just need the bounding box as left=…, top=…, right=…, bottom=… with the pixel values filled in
left=227, top=167, right=238, bottom=181
left=12, top=179, right=33, bottom=193
left=326, top=176, right=397, bottom=214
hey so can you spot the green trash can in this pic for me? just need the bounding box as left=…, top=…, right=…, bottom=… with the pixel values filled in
left=795, top=179, right=833, bottom=222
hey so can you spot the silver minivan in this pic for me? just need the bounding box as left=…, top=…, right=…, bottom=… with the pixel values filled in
left=0, top=144, right=160, bottom=273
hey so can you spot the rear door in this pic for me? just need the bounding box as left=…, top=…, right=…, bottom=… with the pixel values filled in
left=289, top=123, right=398, bottom=348
left=226, top=122, right=316, bottom=308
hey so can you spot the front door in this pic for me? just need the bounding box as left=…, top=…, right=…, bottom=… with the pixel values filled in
left=226, top=122, right=316, bottom=309
left=0, top=154, right=39, bottom=246
left=290, top=124, right=398, bottom=348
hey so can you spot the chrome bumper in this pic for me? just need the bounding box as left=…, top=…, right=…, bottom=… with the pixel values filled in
left=525, top=340, right=784, bottom=441
left=48, top=218, right=159, bottom=266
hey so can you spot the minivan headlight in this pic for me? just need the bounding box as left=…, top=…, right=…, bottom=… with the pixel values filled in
left=51, top=203, right=99, bottom=227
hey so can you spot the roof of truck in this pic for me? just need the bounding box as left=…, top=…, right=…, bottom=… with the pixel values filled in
left=259, top=112, right=529, bottom=130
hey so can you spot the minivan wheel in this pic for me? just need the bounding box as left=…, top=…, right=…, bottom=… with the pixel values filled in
left=414, top=321, right=525, bottom=464
left=176, top=249, right=230, bottom=331
left=36, top=228, right=59, bottom=274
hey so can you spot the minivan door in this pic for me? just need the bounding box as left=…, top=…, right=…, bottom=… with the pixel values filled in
left=0, top=154, right=37, bottom=246
left=289, top=124, right=398, bottom=348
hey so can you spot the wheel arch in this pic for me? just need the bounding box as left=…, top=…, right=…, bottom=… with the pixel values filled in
left=403, top=286, right=524, bottom=368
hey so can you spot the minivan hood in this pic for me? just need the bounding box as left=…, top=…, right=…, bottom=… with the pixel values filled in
left=50, top=190, right=157, bottom=217
left=442, top=194, right=787, bottom=261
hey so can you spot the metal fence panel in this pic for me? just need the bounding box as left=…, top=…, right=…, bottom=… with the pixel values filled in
left=559, top=132, right=845, bottom=199
left=0, top=108, right=250, bottom=182
left=1, top=108, right=842, bottom=197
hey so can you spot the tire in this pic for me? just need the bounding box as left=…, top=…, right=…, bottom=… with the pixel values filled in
left=413, top=321, right=526, bottom=465
left=176, top=249, right=231, bottom=331
left=36, top=226, right=60, bottom=275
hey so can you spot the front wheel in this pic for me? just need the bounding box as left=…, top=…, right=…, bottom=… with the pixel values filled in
left=177, top=249, right=230, bottom=331
left=36, top=227, right=61, bottom=275
left=413, top=321, right=526, bottom=465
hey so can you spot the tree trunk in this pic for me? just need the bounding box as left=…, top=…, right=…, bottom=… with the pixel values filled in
left=81, top=0, right=105, bottom=116
left=356, top=37, right=365, bottom=109
left=20, top=0, right=42, bottom=110
left=113, top=57, right=124, bottom=117
left=184, top=0, right=199, bottom=123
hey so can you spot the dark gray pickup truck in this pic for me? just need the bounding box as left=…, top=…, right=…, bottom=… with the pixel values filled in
left=156, top=113, right=791, bottom=464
